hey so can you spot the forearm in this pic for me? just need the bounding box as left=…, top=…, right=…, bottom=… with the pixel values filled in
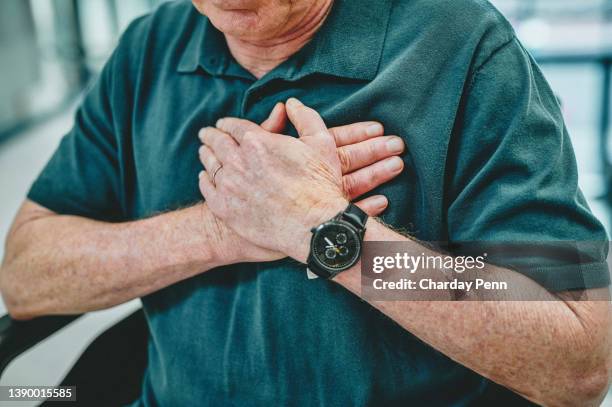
left=1, top=202, right=235, bottom=319
left=333, top=220, right=612, bottom=406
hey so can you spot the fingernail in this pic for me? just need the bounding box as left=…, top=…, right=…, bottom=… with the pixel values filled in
left=386, top=137, right=404, bottom=153
left=198, top=129, right=206, bottom=140
left=199, top=145, right=205, bottom=155
left=367, top=123, right=383, bottom=137
left=386, top=157, right=404, bottom=172
left=373, top=196, right=388, bottom=208
left=287, top=98, right=302, bottom=107
left=216, top=118, right=225, bottom=128
left=199, top=171, right=204, bottom=179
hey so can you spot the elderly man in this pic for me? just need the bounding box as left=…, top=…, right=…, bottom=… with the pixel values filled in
left=1, top=0, right=611, bottom=406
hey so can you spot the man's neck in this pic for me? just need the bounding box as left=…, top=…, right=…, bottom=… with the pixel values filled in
left=225, top=1, right=333, bottom=79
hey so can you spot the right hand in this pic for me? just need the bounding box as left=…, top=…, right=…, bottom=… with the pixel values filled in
left=209, top=102, right=404, bottom=264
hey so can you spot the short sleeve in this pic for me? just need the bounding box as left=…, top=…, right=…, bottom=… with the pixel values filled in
left=447, top=37, right=610, bottom=291
left=26, top=19, right=142, bottom=221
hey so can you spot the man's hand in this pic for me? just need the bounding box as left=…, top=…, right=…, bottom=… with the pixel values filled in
left=207, top=101, right=405, bottom=210
left=206, top=101, right=405, bottom=264
left=198, top=98, right=396, bottom=262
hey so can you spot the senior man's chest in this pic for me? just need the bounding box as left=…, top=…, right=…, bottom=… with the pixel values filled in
left=127, top=68, right=459, bottom=240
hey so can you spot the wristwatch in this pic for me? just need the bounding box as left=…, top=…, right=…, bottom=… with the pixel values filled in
left=306, top=203, right=368, bottom=279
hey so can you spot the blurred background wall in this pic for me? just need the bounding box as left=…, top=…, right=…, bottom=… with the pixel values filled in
left=0, top=0, right=610, bottom=405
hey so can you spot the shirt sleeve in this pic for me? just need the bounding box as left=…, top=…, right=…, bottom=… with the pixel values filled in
left=26, top=20, right=141, bottom=222
left=447, top=37, right=610, bottom=291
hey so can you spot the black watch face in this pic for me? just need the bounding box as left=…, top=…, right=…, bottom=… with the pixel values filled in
left=311, top=220, right=361, bottom=271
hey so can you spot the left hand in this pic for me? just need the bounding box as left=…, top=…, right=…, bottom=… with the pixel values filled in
left=198, top=98, right=354, bottom=263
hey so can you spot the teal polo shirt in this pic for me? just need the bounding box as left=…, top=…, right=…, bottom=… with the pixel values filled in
left=28, top=0, right=609, bottom=405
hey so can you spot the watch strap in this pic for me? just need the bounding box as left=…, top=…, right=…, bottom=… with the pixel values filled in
left=341, top=203, right=368, bottom=231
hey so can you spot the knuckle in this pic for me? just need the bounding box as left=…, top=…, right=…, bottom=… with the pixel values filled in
left=229, top=157, right=246, bottom=174
left=244, top=132, right=268, bottom=153
left=216, top=173, right=229, bottom=190
left=342, top=175, right=356, bottom=196
left=364, top=168, right=378, bottom=187
left=242, top=131, right=258, bottom=146
left=329, top=128, right=341, bottom=144
left=338, top=124, right=357, bottom=139
left=226, top=152, right=240, bottom=165
left=374, top=169, right=392, bottom=188
left=223, top=178, right=239, bottom=194
left=367, top=141, right=380, bottom=158
left=338, top=149, right=352, bottom=172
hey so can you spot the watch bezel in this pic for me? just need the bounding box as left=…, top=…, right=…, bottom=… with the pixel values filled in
left=309, top=219, right=362, bottom=274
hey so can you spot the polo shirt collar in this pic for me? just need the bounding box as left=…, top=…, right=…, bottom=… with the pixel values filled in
left=177, top=13, right=238, bottom=76
left=293, top=0, right=392, bottom=81
left=177, top=0, right=392, bottom=81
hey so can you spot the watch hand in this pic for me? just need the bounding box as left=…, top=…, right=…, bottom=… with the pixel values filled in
left=324, top=237, right=335, bottom=247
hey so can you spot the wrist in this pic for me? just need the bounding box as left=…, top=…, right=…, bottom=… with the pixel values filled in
left=198, top=203, right=241, bottom=267
left=291, top=196, right=349, bottom=263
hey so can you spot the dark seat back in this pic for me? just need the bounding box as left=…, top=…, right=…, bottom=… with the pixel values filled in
left=42, top=310, right=148, bottom=406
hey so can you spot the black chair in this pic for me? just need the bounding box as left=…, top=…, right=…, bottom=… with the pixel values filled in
left=0, top=310, right=148, bottom=406
left=0, top=309, right=536, bottom=406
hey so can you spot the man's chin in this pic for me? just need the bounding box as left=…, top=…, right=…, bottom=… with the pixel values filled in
left=204, top=9, right=265, bottom=37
